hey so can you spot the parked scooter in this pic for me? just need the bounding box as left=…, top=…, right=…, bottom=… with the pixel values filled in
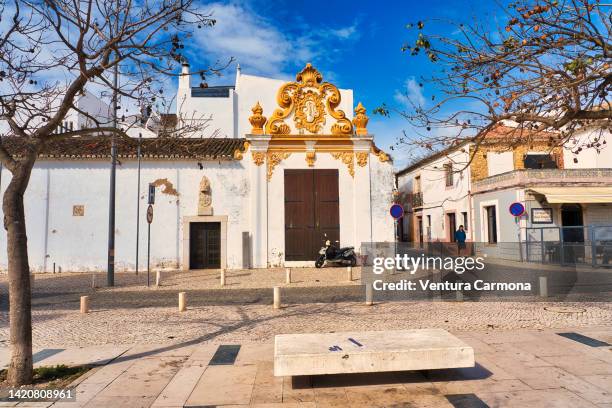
left=315, top=235, right=357, bottom=268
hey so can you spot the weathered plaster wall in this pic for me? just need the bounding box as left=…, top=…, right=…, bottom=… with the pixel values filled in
left=370, top=155, right=395, bottom=243
left=0, top=159, right=249, bottom=272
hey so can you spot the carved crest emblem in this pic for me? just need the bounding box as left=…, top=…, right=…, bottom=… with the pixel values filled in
left=265, top=63, right=353, bottom=136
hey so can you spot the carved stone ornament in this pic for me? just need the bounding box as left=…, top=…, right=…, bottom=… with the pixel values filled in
left=356, top=151, right=368, bottom=167
left=306, top=151, right=316, bottom=167
left=249, top=102, right=267, bottom=134
left=265, top=63, right=353, bottom=136
left=353, top=102, right=369, bottom=136
left=331, top=152, right=355, bottom=177
left=198, top=176, right=212, bottom=216
left=252, top=151, right=265, bottom=166
left=267, top=152, right=291, bottom=180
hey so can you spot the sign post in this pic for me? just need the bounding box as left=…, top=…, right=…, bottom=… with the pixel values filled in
left=389, top=204, right=404, bottom=274
left=390, top=204, right=405, bottom=241
left=146, top=184, right=155, bottom=287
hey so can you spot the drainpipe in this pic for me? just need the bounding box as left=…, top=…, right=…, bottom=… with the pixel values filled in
left=468, top=189, right=474, bottom=242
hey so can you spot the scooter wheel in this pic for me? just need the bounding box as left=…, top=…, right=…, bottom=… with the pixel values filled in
left=315, top=256, right=325, bottom=268
left=349, top=255, right=357, bottom=267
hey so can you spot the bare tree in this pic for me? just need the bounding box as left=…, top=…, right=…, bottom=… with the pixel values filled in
left=378, top=0, right=611, bottom=161
left=0, top=0, right=221, bottom=385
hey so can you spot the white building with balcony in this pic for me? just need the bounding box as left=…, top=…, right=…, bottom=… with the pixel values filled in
left=396, top=125, right=612, bottom=264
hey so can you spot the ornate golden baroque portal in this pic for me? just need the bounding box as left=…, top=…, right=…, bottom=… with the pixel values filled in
left=265, top=64, right=353, bottom=136
left=240, top=63, right=389, bottom=180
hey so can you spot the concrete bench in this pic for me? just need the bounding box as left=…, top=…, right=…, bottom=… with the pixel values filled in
left=274, top=329, right=474, bottom=377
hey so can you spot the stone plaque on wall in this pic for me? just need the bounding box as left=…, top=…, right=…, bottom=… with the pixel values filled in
left=198, top=176, right=213, bottom=215
left=73, top=205, right=85, bottom=216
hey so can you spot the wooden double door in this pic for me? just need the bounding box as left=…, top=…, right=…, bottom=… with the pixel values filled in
left=284, top=169, right=340, bottom=261
left=189, top=222, right=221, bottom=269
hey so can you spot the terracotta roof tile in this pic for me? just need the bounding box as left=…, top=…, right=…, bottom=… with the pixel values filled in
left=3, top=136, right=245, bottom=160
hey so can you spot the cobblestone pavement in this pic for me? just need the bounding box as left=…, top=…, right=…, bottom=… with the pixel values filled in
left=0, top=268, right=611, bottom=347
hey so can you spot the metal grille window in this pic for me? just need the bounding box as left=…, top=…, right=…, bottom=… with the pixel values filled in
left=444, top=163, right=453, bottom=186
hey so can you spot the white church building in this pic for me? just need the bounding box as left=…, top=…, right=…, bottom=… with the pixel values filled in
left=0, top=63, right=395, bottom=272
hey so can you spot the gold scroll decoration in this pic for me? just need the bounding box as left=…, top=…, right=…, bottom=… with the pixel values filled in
left=356, top=151, right=368, bottom=167
left=331, top=152, right=355, bottom=177
left=267, top=152, right=290, bottom=180
left=252, top=151, right=265, bottom=166
left=371, top=145, right=390, bottom=162
left=265, top=63, right=353, bottom=136
left=233, top=141, right=250, bottom=160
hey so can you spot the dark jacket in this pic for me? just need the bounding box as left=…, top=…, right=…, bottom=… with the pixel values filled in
left=454, top=229, right=466, bottom=243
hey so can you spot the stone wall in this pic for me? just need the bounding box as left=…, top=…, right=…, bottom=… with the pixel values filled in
left=470, top=141, right=564, bottom=181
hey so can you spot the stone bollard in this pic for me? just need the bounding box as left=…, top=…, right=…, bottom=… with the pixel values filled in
left=220, top=269, right=226, bottom=287
left=285, top=268, right=291, bottom=284
left=80, top=296, right=89, bottom=314
left=156, top=270, right=162, bottom=287
left=456, top=290, right=464, bottom=302
left=539, top=276, right=548, bottom=298
left=91, top=273, right=96, bottom=289
left=365, top=283, right=373, bottom=306
left=346, top=266, right=353, bottom=282
left=273, top=286, right=281, bottom=309
left=178, top=292, right=187, bottom=312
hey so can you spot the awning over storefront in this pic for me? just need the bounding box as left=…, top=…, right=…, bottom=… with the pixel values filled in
left=530, top=187, right=612, bottom=203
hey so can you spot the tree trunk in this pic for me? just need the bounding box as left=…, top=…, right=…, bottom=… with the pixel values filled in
left=3, top=157, right=36, bottom=386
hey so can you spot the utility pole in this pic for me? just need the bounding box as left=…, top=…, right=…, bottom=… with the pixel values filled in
left=107, top=15, right=119, bottom=287
left=135, top=133, right=142, bottom=275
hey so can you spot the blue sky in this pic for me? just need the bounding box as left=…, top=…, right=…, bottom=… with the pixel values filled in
left=185, top=0, right=500, bottom=168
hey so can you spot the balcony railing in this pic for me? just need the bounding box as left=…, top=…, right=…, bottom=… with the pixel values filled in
left=411, top=192, right=423, bottom=208
left=472, top=168, right=612, bottom=193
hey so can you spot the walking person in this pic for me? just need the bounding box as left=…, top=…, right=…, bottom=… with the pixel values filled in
left=455, top=225, right=467, bottom=256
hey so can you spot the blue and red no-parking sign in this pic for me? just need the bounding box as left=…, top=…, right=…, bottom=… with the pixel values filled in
left=390, top=204, right=404, bottom=219
left=509, top=202, right=525, bottom=217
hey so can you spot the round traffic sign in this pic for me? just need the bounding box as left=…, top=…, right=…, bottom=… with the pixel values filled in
left=390, top=204, right=404, bottom=219
left=509, top=202, right=525, bottom=217
left=146, top=204, right=154, bottom=224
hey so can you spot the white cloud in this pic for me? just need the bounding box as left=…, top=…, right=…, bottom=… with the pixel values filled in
left=394, top=77, right=426, bottom=108
left=192, top=3, right=360, bottom=78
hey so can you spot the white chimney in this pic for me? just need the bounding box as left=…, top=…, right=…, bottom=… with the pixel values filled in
left=178, top=62, right=190, bottom=90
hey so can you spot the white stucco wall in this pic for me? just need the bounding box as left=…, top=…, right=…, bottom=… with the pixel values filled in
left=487, top=151, right=514, bottom=176
left=0, top=159, right=249, bottom=272
left=397, top=146, right=473, bottom=242
left=176, top=68, right=354, bottom=139
left=370, top=155, right=396, bottom=243
left=564, top=128, right=612, bottom=169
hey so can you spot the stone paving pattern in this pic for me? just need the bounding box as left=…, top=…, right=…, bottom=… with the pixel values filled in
left=0, top=327, right=611, bottom=407
left=0, top=269, right=610, bottom=406
left=1, top=268, right=612, bottom=347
